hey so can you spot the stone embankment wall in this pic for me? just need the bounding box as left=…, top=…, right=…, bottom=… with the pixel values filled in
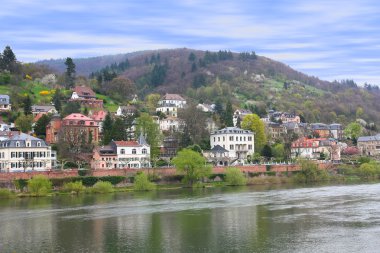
left=0, top=163, right=334, bottom=182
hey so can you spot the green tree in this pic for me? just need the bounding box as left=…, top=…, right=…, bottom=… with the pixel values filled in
left=133, top=172, right=155, bottom=191
left=102, top=112, right=114, bottom=145
left=23, top=95, right=32, bottom=115
left=145, top=93, right=161, bottom=113
left=172, top=148, right=211, bottom=186
left=27, top=175, right=52, bottom=196
left=52, top=88, right=62, bottom=112
left=111, top=117, right=126, bottom=141
left=15, top=115, right=33, bottom=133
left=34, top=114, right=51, bottom=138
left=225, top=167, right=247, bottom=186
left=241, top=114, right=267, bottom=151
left=223, top=100, right=233, bottom=127
left=135, top=113, right=162, bottom=159
left=64, top=57, right=76, bottom=88
left=344, top=122, right=363, bottom=143
left=62, top=101, right=81, bottom=117
left=272, top=143, right=285, bottom=160
left=261, top=144, right=272, bottom=159
left=188, top=52, right=196, bottom=61
left=0, top=46, right=17, bottom=72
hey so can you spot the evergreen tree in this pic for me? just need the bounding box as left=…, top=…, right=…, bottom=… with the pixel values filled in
left=34, top=114, right=51, bottom=138
left=0, top=46, right=16, bottom=72
left=62, top=101, right=81, bottom=117
left=188, top=52, right=196, bottom=61
left=23, top=95, right=32, bottom=115
left=52, top=89, right=62, bottom=112
left=64, top=57, right=76, bottom=88
left=261, top=144, right=273, bottom=159
left=224, top=100, right=234, bottom=127
left=111, top=117, right=126, bottom=141
left=102, top=113, right=113, bottom=145
left=191, top=62, right=197, bottom=72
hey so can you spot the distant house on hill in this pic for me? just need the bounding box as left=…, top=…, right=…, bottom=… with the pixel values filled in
left=197, top=103, right=215, bottom=113
left=0, top=95, right=11, bottom=112
left=31, top=105, right=57, bottom=116
left=116, top=105, right=137, bottom=117
left=156, top=93, right=186, bottom=117
left=233, top=109, right=252, bottom=126
left=69, top=86, right=103, bottom=108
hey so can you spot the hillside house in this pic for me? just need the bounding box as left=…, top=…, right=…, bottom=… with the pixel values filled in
left=233, top=109, right=252, bottom=126
left=0, top=95, right=11, bottom=112
left=69, top=86, right=103, bottom=108
left=156, top=94, right=186, bottom=117
left=31, top=105, right=57, bottom=116
left=291, top=137, right=341, bottom=161
left=357, top=134, right=380, bottom=156
left=116, top=105, right=137, bottom=117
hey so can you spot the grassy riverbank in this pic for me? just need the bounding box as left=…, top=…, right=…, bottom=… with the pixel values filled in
left=1, top=161, right=379, bottom=199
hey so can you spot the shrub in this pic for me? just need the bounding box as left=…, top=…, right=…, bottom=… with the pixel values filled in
left=225, top=167, right=247, bottom=186
left=91, top=181, right=113, bottom=194
left=27, top=175, right=52, bottom=196
left=39, top=90, right=50, bottom=96
left=0, top=188, right=14, bottom=199
left=13, top=179, right=28, bottom=192
left=80, top=176, right=99, bottom=187
left=99, top=176, right=125, bottom=185
left=62, top=181, right=85, bottom=194
left=133, top=172, right=155, bottom=191
left=358, top=163, right=377, bottom=179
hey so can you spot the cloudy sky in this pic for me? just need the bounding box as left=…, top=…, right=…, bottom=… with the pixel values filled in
left=1, top=0, right=380, bottom=84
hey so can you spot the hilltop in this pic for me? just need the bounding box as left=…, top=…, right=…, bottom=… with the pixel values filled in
left=37, top=48, right=380, bottom=126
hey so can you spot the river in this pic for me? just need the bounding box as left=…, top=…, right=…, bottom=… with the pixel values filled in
left=0, top=183, right=380, bottom=253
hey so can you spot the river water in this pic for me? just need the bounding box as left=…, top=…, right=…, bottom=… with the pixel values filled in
left=1, top=183, right=380, bottom=253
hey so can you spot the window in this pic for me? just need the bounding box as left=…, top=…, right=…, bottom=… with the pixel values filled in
left=132, top=149, right=136, bottom=154
left=120, top=149, right=125, bottom=154
left=37, top=142, right=41, bottom=147
left=218, top=137, right=220, bottom=141
left=229, top=136, right=233, bottom=141
left=142, top=148, right=147, bottom=154
left=230, top=145, right=234, bottom=150
left=16, top=141, right=20, bottom=147
left=248, top=145, right=252, bottom=150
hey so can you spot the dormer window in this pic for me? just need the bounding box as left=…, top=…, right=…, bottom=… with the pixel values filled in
left=37, top=142, right=41, bottom=147
left=16, top=141, right=20, bottom=147
left=27, top=142, right=30, bottom=147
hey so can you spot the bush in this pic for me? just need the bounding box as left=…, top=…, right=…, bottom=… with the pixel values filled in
left=358, top=163, right=377, bottom=179
left=99, top=176, right=125, bottom=185
left=80, top=176, right=99, bottom=187
left=27, top=175, right=52, bottom=196
left=62, top=181, right=85, bottom=194
left=133, top=172, right=155, bottom=191
left=13, top=179, right=28, bottom=192
left=0, top=188, right=14, bottom=199
left=91, top=181, right=113, bottom=194
left=225, top=167, right=247, bottom=186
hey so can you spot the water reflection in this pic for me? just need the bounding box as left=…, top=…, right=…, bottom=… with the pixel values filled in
left=1, top=184, right=380, bottom=252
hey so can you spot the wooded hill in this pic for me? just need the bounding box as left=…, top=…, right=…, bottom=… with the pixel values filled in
left=37, top=48, right=380, bottom=126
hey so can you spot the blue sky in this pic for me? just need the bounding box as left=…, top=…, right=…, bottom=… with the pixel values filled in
left=1, top=0, right=380, bottom=84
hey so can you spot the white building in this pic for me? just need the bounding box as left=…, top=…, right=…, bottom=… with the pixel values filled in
left=233, top=109, right=252, bottom=126
left=112, top=134, right=150, bottom=168
left=116, top=105, right=137, bottom=117
left=197, top=103, right=215, bottom=113
left=0, top=95, right=11, bottom=112
left=156, top=116, right=184, bottom=132
left=156, top=94, right=186, bottom=117
left=0, top=133, right=56, bottom=172
left=210, top=127, right=255, bottom=162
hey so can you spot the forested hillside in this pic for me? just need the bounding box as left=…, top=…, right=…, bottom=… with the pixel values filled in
left=37, top=48, right=380, bottom=126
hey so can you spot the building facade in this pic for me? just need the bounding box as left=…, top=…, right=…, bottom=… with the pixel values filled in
left=0, top=95, right=11, bottom=112
left=357, top=134, right=380, bottom=156
left=0, top=133, right=56, bottom=172
left=210, top=127, right=255, bottom=162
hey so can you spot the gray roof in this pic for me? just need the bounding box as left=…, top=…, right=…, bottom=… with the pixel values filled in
left=0, top=95, right=10, bottom=105
left=211, top=127, right=253, bottom=135
left=358, top=134, right=380, bottom=142
left=329, top=123, right=342, bottom=130
left=0, top=133, right=49, bottom=148
left=32, top=105, right=56, bottom=112
left=210, top=145, right=229, bottom=153
left=310, top=123, right=329, bottom=130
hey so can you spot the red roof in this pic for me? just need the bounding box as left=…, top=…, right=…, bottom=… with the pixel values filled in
left=162, top=93, right=185, bottom=101
left=63, top=113, right=94, bottom=121
left=113, top=141, right=140, bottom=147
left=90, top=110, right=107, bottom=121
left=73, top=86, right=96, bottom=97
